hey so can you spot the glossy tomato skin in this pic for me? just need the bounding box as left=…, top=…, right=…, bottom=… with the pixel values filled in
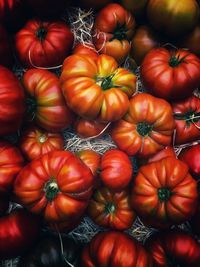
left=141, top=48, right=200, bottom=100
left=0, top=140, right=24, bottom=195
left=61, top=54, right=136, bottom=122
left=146, top=230, right=200, bottom=267
left=183, top=23, right=200, bottom=56
left=15, top=19, right=74, bottom=68
left=147, top=146, right=176, bottom=163
left=172, top=96, right=200, bottom=145
left=131, top=157, right=198, bottom=228
left=23, top=69, right=73, bottom=132
left=147, top=0, right=200, bottom=37
left=93, top=3, right=136, bottom=63
left=81, top=231, right=153, bottom=267
left=0, top=208, right=41, bottom=260
left=73, top=43, right=99, bottom=61
left=14, top=150, right=94, bottom=223
left=100, top=149, right=133, bottom=191
left=0, top=24, right=12, bottom=67
left=0, top=66, right=25, bottom=136
left=88, top=187, right=136, bottom=230
left=0, top=196, right=9, bottom=215
left=20, top=125, right=64, bottom=161
left=179, top=144, right=200, bottom=180
left=111, top=93, right=175, bottom=158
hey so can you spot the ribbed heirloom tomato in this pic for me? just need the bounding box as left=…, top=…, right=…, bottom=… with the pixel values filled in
left=60, top=54, right=136, bottom=122
left=14, top=151, right=94, bottom=223
left=131, top=157, right=198, bottom=228
left=23, top=69, right=73, bottom=132
left=111, top=93, right=175, bottom=158
left=73, top=43, right=99, bottom=61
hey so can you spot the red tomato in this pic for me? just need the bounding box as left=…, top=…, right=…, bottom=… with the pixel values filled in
left=0, top=140, right=24, bottom=195
left=173, top=95, right=200, bottom=145
left=141, top=48, right=200, bottom=100
left=93, top=3, right=136, bottom=63
left=0, top=66, right=25, bottom=136
left=20, top=125, right=64, bottom=161
left=100, top=149, right=133, bottom=191
left=183, top=23, right=200, bottom=57
left=61, top=54, right=136, bottom=122
left=14, top=150, right=94, bottom=223
left=15, top=19, right=74, bottom=68
left=179, top=144, right=200, bottom=180
left=82, top=231, right=153, bottom=267
left=0, top=208, right=41, bottom=260
left=148, top=146, right=176, bottom=163
left=0, top=24, right=12, bottom=67
left=131, top=157, right=198, bottom=228
left=73, top=43, right=99, bottom=61
left=0, top=196, right=9, bottom=215
left=111, top=93, right=175, bottom=158
left=146, top=230, right=200, bottom=267
left=88, top=187, right=136, bottom=230
left=23, top=69, right=73, bottom=132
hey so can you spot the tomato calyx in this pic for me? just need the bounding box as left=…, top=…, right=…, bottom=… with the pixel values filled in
left=38, top=134, right=47, bottom=143
left=111, top=23, right=128, bottom=41
left=104, top=202, right=116, bottom=215
left=174, top=111, right=200, bottom=127
left=169, top=54, right=188, bottom=67
left=96, top=74, right=115, bottom=90
left=44, top=179, right=60, bottom=201
left=26, top=97, right=37, bottom=121
left=136, top=122, right=153, bottom=137
left=35, top=27, right=47, bottom=41
left=158, top=187, right=171, bottom=202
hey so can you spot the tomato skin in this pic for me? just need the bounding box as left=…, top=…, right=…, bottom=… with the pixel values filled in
left=172, top=95, right=200, bottom=145
left=73, top=43, right=99, bottom=61
left=0, top=25, right=12, bottom=67
left=0, top=196, right=9, bottom=215
left=179, top=144, right=200, bottom=180
left=146, top=230, right=200, bottom=267
left=147, top=0, right=200, bottom=37
left=61, top=54, right=136, bottom=122
left=141, top=48, right=200, bottom=100
left=81, top=231, right=153, bottom=267
left=183, top=23, right=200, bottom=57
left=93, top=3, right=136, bottom=63
left=0, top=140, right=24, bottom=195
left=148, top=146, right=176, bottom=163
left=111, top=93, right=175, bottom=158
left=0, top=66, right=25, bottom=136
left=20, top=125, right=64, bottom=161
left=14, top=150, right=94, bottom=223
left=88, top=187, right=136, bottom=230
left=23, top=69, right=74, bottom=132
left=15, top=19, right=74, bottom=68
left=131, top=157, right=198, bottom=228
left=0, top=208, right=41, bottom=260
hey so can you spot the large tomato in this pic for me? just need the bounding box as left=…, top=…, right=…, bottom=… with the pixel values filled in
left=0, top=208, right=41, bottom=260
left=15, top=19, right=74, bottom=68
left=131, top=157, right=198, bottom=228
left=147, top=146, right=176, bottom=163
left=111, top=93, right=175, bottom=158
left=100, top=149, right=133, bottom=191
left=146, top=230, right=200, bottom=267
left=23, top=69, right=73, bottom=132
left=88, top=187, right=136, bottom=230
left=173, top=96, right=200, bottom=145
left=14, top=150, right=94, bottom=223
left=73, top=43, right=99, bottom=61
left=93, top=3, right=135, bottom=63
left=183, top=23, right=200, bottom=56
left=147, top=0, right=200, bottom=37
left=82, top=231, right=152, bottom=267
left=0, top=140, right=24, bottom=195
left=61, top=54, right=136, bottom=122
left=141, top=48, right=200, bottom=100
left=20, top=125, right=64, bottom=161
left=0, top=24, right=12, bottom=67
left=0, top=66, right=25, bottom=136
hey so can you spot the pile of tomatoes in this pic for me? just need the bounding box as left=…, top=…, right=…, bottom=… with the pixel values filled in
left=0, top=0, right=200, bottom=266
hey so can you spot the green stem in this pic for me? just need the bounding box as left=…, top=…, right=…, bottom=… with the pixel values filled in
left=110, top=23, right=128, bottom=41
left=158, top=188, right=171, bottom=202
left=136, top=122, right=153, bottom=137
left=105, top=203, right=116, bottom=215
left=35, top=27, right=47, bottom=41
left=44, top=179, right=59, bottom=201
left=169, top=54, right=188, bottom=67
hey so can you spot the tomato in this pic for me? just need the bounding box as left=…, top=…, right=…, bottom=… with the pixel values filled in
left=100, top=149, right=133, bottom=191
left=130, top=26, right=159, bottom=65
left=0, top=196, right=9, bottom=216
left=120, top=0, right=148, bottom=18
left=179, top=144, right=200, bottom=180
left=0, top=24, right=12, bottom=67
left=0, top=208, right=41, bottom=260
left=82, top=231, right=153, bottom=267
left=131, top=157, right=198, bottom=228
left=148, top=146, right=176, bottom=163
left=93, top=3, right=136, bottom=63
left=172, top=95, right=200, bottom=145
left=111, top=93, right=175, bottom=158
left=23, top=69, right=73, bottom=132
left=14, top=150, right=94, bottom=223
left=0, top=66, right=25, bottom=136
left=147, top=0, right=200, bottom=37
left=183, top=23, right=200, bottom=57
left=15, top=19, right=74, bottom=68
left=73, top=43, right=99, bottom=61
left=61, top=54, right=136, bottom=122
left=20, top=125, right=64, bottom=161
left=76, top=0, right=112, bottom=10
left=0, top=140, right=24, bottom=195
left=88, top=187, right=135, bottom=230
left=146, top=230, right=200, bottom=267
left=141, top=48, right=200, bottom=100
